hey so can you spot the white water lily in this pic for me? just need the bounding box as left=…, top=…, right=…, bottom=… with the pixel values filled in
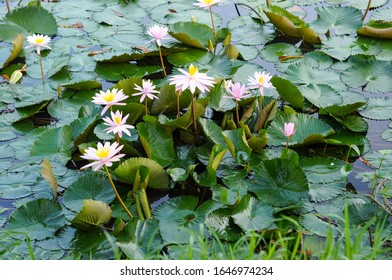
left=193, top=0, right=224, bottom=9
left=25, top=34, right=52, bottom=55
left=92, top=88, right=128, bottom=115
left=133, top=80, right=160, bottom=103
left=147, top=25, right=169, bottom=47
left=169, top=64, right=215, bottom=94
left=80, top=142, right=125, bottom=171
left=247, top=71, right=274, bottom=96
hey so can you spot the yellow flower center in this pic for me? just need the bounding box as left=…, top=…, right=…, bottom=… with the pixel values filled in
left=258, top=76, right=264, bottom=84
left=203, top=0, right=214, bottom=4
left=102, top=92, right=115, bottom=102
left=95, top=147, right=110, bottom=158
left=114, top=116, right=122, bottom=125
left=34, top=37, right=44, bottom=44
left=188, top=65, right=198, bottom=76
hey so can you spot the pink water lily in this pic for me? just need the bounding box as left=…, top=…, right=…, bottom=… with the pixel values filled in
left=283, top=122, right=296, bottom=138
left=147, top=25, right=169, bottom=47
left=103, top=110, right=134, bottom=138
left=223, top=80, right=252, bottom=101
left=133, top=79, right=160, bottom=103
left=92, top=88, right=128, bottom=116
left=80, top=142, right=125, bottom=171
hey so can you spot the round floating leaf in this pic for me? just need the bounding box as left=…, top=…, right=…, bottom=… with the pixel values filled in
left=230, top=20, right=276, bottom=46
left=310, top=6, right=362, bottom=35
left=72, top=199, right=112, bottom=231
left=150, top=84, right=192, bottom=115
left=0, top=172, right=36, bottom=199
left=283, top=63, right=347, bottom=91
left=324, top=91, right=367, bottom=117
left=300, top=213, right=340, bottom=237
left=267, top=113, right=334, bottom=146
left=6, top=199, right=65, bottom=241
left=271, top=76, right=304, bottom=109
left=259, top=43, right=302, bottom=63
left=198, top=118, right=226, bottom=146
left=308, top=181, right=347, bottom=203
left=113, top=158, right=169, bottom=189
left=205, top=208, right=243, bottom=242
left=231, top=195, right=275, bottom=231
left=169, top=21, right=214, bottom=49
left=0, top=6, right=57, bottom=41
left=62, top=173, right=115, bottom=213
left=153, top=196, right=218, bottom=243
left=359, top=97, right=392, bottom=120
left=249, top=158, right=309, bottom=207
left=301, top=84, right=342, bottom=109
left=381, top=128, right=392, bottom=142
left=30, top=125, right=73, bottom=165
left=334, top=115, right=369, bottom=133
left=371, top=7, right=392, bottom=21
left=137, top=122, right=175, bottom=167
left=0, top=34, right=23, bottom=68
left=167, top=48, right=213, bottom=67
left=341, top=60, right=392, bottom=93
left=300, top=157, right=350, bottom=184
left=222, top=128, right=252, bottom=164
left=95, top=62, right=161, bottom=82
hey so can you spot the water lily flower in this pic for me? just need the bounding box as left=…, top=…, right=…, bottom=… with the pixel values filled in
left=193, top=0, right=224, bottom=9
left=248, top=71, right=274, bottom=131
left=169, top=64, right=215, bottom=94
left=147, top=25, right=169, bottom=47
left=133, top=80, right=160, bottom=103
left=223, top=80, right=252, bottom=101
left=80, top=142, right=125, bottom=171
left=103, top=110, right=134, bottom=138
left=25, top=34, right=52, bottom=55
left=92, top=88, right=128, bottom=116
left=223, top=80, right=252, bottom=126
left=247, top=71, right=274, bottom=95
left=282, top=122, right=295, bottom=148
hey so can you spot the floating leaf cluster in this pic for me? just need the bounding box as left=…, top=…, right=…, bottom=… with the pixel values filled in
left=0, top=0, right=391, bottom=260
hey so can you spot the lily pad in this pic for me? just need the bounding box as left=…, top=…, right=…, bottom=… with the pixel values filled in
left=359, top=97, right=392, bottom=120
left=169, top=21, right=214, bottom=49
left=153, top=196, right=218, bottom=243
left=6, top=199, right=65, bottom=241
left=248, top=158, right=309, bottom=207
left=72, top=199, right=112, bottom=231
left=267, top=113, right=334, bottom=146
left=62, top=173, right=115, bottom=213
left=0, top=6, right=57, bottom=41
left=231, top=195, right=275, bottom=231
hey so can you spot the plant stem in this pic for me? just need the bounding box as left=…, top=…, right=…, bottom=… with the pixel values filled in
left=177, top=92, right=181, bottom=118
left=191, top=93, right=199, bottom=143
left=39, top=54, right=45, bottom=85
left=258, top=92, right=263, bottom=131
left=104, top=165, right=133, bottom=220
left=158, top=46, right=167, bottom=77
left=209, top=7, right=217, bottom=42
left=285, top=136, right=290, bottom=149
left=362, top=0, right=372, bottom=21
left=145, top=98, right=148, bottom=116
left=235, top=99, right=240, bottom=127
left=5, top=0, right=11, bottom=13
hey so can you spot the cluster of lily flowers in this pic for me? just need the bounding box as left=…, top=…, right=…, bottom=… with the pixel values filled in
left=23, top=0, right=296, bottom=174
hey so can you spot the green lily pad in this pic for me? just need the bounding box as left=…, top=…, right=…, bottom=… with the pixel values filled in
left=30, top=125, right=73, bottom=165
left=0, top=34, right=23, bottom=69
left=169, top=21, right=214, bottom=49
left=153, top=196, right=218, bottom=243
left=6, top=199, right=65, bottom=241
left=72, top=199, right=112, bottom=231
left=248, top=158, right=309, bottom=207
left=267, top=113, right=334, bottom=146
left=222, top=128, right=252, bottom=164
left=310, top=6, right=363, bottom=36
left=137, top=122, right=175, bottom=167
left=259, top=43, right=302, bottom=63
left=300, top=213, right=340, bottom=237
left=340, top=59, right=392, bottom=93
left=231, top=195, right=275, bottom=231
left=113, top=157, right=169, bottom=189
left=198, top=118, right=226, bottom=146
left=62, top=173, right=115, bottom=214
left=205, top=208, right=243, bottom=242
left=300, top=157, right=351, bottom=184
left=0, top=172, right=37, bottom=200
left=0, top=6, right=57, bottom=41
left=271, top=76, right=304, bottom=109
left=359, top=97, right=392, bottom=120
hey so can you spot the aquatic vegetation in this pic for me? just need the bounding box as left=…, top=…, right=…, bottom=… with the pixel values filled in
left=0, top=0, right=391, bottom=260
